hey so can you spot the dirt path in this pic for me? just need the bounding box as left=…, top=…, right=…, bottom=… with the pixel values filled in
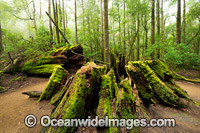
left=0, top=81, right=54, bottom=133
left=176, top=81, right=200, bottom=103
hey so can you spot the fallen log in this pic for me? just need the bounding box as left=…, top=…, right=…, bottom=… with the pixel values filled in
left=3, top=44, right=84, bottom=76
left=22, top=91, right=42, bottom=98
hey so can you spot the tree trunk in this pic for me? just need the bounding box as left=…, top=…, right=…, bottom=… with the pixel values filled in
left=183, top=0, right=186, bottom=43
left=137, top=13, right=140, bottom=61
left=82, top=0, right=85, bottom=43
left=62, top=0, right=65, bottom=39
left=104, top=0, right=109, bottom=64
left=52, top=0, right=60, bottom=44
left=118, top=5, right=121, bottom=47
left=48, top=0, right=53, bottom=41
left=33, top=0, right=37, bottom=31
left=75, top=0, right=78, bottom=44
left=151, top=0, right=155, bottom=59
left=0, top=21, right=3, bottom=56
left=161, top=0, right=164, bottom=56
left=156, top=0, right=160, bottom=58
left=123, top=0, right=126, bottom=54
left=66, top=7, right=68, bottom=28
left=100, top=0, right=104, bottom=61
left=176, top=0, right=181, bottom=45
left=144, top=14, right=148, bottom=50
left=40, top=0, right=42, bottom=18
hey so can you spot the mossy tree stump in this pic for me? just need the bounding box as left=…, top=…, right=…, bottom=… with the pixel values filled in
left=126, top=61, right=191, bottom=107
left=38, top=61, right=195, bottom=132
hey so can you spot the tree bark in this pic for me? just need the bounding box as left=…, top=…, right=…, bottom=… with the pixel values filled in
left=151, top=0, right=155, bottom=59
left=183, top=0, right=186, bottom=43
left=33, top=0, right=37, bottom=31
left=144, top=14, right=148, bottom=50
left=52, top=0, right=60, bottom=44
left=118, top=5, right=121, bottom=47
left=104, top=0, right=109, bottom=64
left=123, top=0, right=126, bottom=54
left=62, top=0, right=66, bottom=43
left=137, top=13, right=140, bottom=61
left=161, top=0, right=164, bottom=56
left=156, top=0, right=160, bottom=58
left=75, top=0, right=78, bottom=44
left=48, top=0, right=53, bottom=41
left=176, top=0, right=181, bottom=45
left=82, top=0, right=85, bottom=42
left=100, top=0, right=104, bottom=61
left=40, top=0, right=42, bottom=18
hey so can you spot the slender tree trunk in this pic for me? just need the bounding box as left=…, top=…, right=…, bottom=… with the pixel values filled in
left=33, top=0, right=37, bottom=31
left=183, top=0, right=186, bottom=43
left=104, top=0, right=109, bottom=63
left=144, top=14, right=148, bottom=50
left=49, top=0, right=53, bottom=41
left=62, top=0, right=66, bottom=43
left=113, top=17, right=115, bottom=46
left=123, top=0, right=126, bottom=54
left=66, top=9, right=68, bottom=28
left=161, top=0, right=164, bottom=54
left=176, top=0, right=181, bottom=45
left=137, top=13, right=140, bottom=61
left=52, top=0, right=60, bottom=44
left=40, top=0, right=42, bottom=18
left=0, top=21, right=3, bottom=56
left=151, top=0, right=155, bottom=59
left=82, top=0, right=85, bottom=42
left=59, top=0, right=62, bottom=26
left=156, top=0, right=160, bottom=58
left=75, top=0, right=78, bottom=44
left=100, top=0, right=104, bottom=61
left=118, top=5, right=121, bottom=47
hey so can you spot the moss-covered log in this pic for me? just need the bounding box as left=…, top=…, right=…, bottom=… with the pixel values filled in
left=38, top=65, right=69, bottom=102
left=0, top=86, right=7, bottom=93
left=126, top=61, right=188, bottom=107
left=3, top=44, right=84, bottom=76
left=22, top=91, right=42, bottom=98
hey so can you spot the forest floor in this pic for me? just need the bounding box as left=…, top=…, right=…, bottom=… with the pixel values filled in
left=0, top=76, right=54, bottom=133
left=0, top=70, right=199, bottom=133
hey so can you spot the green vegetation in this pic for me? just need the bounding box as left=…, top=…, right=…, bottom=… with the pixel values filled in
left=38, top=65, right=68, bottom=102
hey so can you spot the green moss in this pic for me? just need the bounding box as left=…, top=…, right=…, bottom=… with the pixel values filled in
left=97, top=69, right=119, bottom=120
left=120, top=79, right=136, bottom=119
left=48, top=74, right=89, bottom=133
left=0, top=71, right=3, bottom=76
left=38, top=65, right=68, bottom=102
left=0, top=86, right=6, bottom=91
left=146, top=60, right=190, bottom=100
left=23, top=64, right=58, bottom=76
left=11, top=76, right=22, bottom=81
left=127, top=61, right=186, bottom=107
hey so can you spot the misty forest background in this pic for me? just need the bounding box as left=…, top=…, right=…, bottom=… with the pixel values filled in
left=0, top=0, right=199, bottom=71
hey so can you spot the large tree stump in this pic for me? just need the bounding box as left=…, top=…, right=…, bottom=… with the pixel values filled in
left=38, top=61, right=195, bottom=132
left=126, top=61, right=189, bottom=107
